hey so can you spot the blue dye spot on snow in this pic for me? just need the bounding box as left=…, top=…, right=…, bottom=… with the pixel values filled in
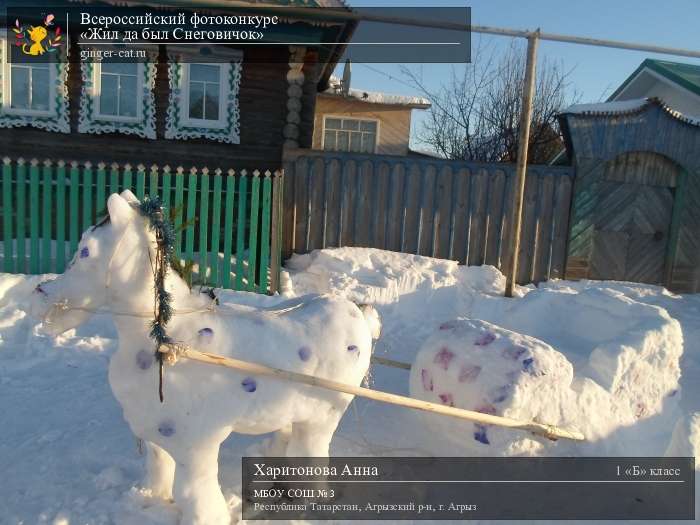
left=241, top=377, right=257, bottom=392
left=136, top=350, right=153, bottom=370
left=473, top=424, right=490, bottom=445
left=347, top=345, right=358, bottom=352
left=474, top=332, right=496, bottom=346
left=298, top=346, right=312, bottom=361
left=198, top=327, right=214, bottom=340
left=503, top=346, right=527, bottom=360
left=80, top=246, right=90, bottom=258
left=158, top=421, right=175, bottom=437
left=491, top=384, right=511, bottom=403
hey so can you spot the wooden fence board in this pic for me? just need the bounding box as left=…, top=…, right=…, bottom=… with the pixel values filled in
left=96, top=163, right=106, bottom=218
left=198, top=170, right=210, bottom=283
left=451, top=168, right=472, bottom=264
left=247, top=171, right=260, bottom=291
left=293, top=157, right=309, bottom=253
left=69, top=163, right=79, bottom=259
left=259, top=173, right=272, bottom=292
left=0, top=159, right=283, bottom=293
left=517, top=174, right=541, bottom=284
left=372, top=162, right=391, bottom=250
left=402, top=163, right=422, bottom=254
left=173, top=167, right=185, bottom=259
left=282, top=150, right=575, bottom=285
left=434, top=166, right=454, bottom=259
left=282, top=160, right=296, bottom=258
left=110, top=164, right=119, bottom=196
left=55, top=162, right=66, bottom=273
left=29, top=162, right=40, bottom=274
left=324, top=159, right=342, bottom=247
left=185, top=169, right=197, bottom=265
left=308, top=158, right=326, bottom=250
left=550, top=175, right=573, bottom=278
left=484, top=169, right=506, bottom=266
left=42, top=161, right=52, bottom=273
left=498, top=171, right=515, bottom=271
left=386, top=163, right=406, bottom=252
left=339, top=160, right=357, bottom=247
left=468, top=169, right=489, bottom=266
left=210, top=170, right=222, bottom=286
left=418, top=164, right=437, bottom=256
left=235, top=172, right=248, bottom=290
left=221, top=171, right=236, bottom=289
left=2, top=160, right=12, bottom=273
left=355, top=160, right=373, bottom=247
left=16, top=162, right=26, bottom=273
left=533, top=173, right=555, bottom=283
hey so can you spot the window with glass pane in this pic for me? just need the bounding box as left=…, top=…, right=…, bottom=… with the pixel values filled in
left=99, top=62, right=138, bottom=118
left=188, top=64, right=221, bottom=121
left=10, top=64, right=50, bottom=112
left=323, top=117, right=377, bottom=153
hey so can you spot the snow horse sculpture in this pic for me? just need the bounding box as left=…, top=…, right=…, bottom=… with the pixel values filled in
left=30, top=190, right=380, bottom=525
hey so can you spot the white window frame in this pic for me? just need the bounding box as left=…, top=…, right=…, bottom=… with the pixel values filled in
left=321, top=115, right=380, bottom=154
left=92, top=61, right=143, bottom=123
left=2, top=57, right=56, bottom=118
left=181, top=62, right=229, bottom=130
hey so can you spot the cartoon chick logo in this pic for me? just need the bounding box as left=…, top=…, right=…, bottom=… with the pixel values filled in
left=13, top=14, right=63, bottom=56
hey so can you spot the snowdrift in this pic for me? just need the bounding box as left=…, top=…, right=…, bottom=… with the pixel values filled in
left=288, top=248, right=687, bottom=456
left=1, top=246, right=698, bottom=523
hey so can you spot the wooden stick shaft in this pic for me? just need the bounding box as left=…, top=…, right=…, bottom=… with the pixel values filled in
left=177, top=347, right=585, bottom=442
left=505, top=33, right=539, bottom=298
left=370, top=355, right=412, bottom=370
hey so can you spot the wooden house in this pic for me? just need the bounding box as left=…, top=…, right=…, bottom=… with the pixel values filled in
left=560, top=98, right=700, bottom=292
left=312, top=74, right=430, bottom=156
left=0, top=0, right=356, bottom=170
left=608, top=59, right=700, bottom=119
left=0, top=0, right=358, bottom=291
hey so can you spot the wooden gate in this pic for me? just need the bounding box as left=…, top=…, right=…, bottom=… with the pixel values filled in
left=589, top=153, right=680, bottom=285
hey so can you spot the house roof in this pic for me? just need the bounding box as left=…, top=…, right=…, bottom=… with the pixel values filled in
left=608, top=59, right=700, bottom=101
left=561, top=97, right=700, bottom=127
left=322, top=75, right=431, bottom=109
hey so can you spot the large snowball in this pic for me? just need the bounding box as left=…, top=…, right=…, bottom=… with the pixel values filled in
left=409, top=319, right=574, bottom=455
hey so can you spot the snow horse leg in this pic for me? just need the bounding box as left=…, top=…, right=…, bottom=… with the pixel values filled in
left=144, top=441, right=176, bottom=500
left=171, top=438, right=230, bottom=525
left=262, top=424, right=293, bottom=456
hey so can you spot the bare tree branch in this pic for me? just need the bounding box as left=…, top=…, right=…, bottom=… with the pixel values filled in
left=401, top=40, right=580, bottom=164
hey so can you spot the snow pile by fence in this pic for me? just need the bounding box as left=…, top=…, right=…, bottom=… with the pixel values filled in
left=288, top=247, right=686, bottom=456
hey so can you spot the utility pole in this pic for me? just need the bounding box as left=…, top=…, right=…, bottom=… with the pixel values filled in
left=505, top=31, right=539, bottom=298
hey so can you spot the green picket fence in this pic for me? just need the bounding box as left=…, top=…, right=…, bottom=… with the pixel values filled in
left=1, top=157, right=284, bottom=294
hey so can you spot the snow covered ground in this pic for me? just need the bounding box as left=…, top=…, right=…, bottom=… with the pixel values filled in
left=1, top=247, right=698, bottom=524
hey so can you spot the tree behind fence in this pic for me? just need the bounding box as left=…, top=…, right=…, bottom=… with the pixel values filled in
left=283, top=150, right=574, bottom=284
left=1, top=158, right=283, bottom=293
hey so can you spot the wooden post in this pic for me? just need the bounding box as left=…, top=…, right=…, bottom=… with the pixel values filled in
left=505, top=32, right=540, bottom=298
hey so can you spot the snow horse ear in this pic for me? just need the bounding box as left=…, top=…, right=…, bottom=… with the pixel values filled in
left=107, top=193, right=134, bottom=227
left=120, top=189, right=140, bottom=204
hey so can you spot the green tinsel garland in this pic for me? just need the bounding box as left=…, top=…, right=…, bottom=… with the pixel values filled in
left=138, top=197, right=176, bottom=402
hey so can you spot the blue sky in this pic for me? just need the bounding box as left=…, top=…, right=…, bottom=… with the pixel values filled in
left=340, top=0, right=700, bottom=148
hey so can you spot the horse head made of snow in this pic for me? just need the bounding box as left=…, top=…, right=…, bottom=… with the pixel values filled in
left=30, top=190, right=381, bottom=525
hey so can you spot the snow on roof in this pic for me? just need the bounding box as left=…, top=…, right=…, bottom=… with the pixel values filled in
left=562, top=97, right=700, bottom=127
left=563, top=99, right=649, bottom=115
left=323, top=75, right=432, bottom=109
